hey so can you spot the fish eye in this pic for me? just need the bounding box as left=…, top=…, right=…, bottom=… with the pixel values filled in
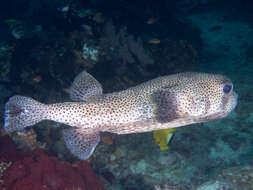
left=223, top=83, right=232, bottom=94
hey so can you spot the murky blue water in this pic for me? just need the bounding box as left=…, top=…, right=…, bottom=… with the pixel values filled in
left=0, top=0, right=253, bottom=189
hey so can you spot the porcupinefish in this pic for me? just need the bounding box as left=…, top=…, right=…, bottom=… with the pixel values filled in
left=4, top=71, right=238, bottom=160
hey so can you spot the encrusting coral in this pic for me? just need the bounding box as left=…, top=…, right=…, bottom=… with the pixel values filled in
left=0, top=136, right=104, bottom=190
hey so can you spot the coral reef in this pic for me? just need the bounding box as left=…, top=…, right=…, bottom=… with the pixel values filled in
left=82, top=43, right=99, bottom=62
left=151, top=40, right=198, bottom=75
left=99, top=21, right=154, bottom=66
left=197, top=165, right=253, bottom=190
left=0, top=43, right=14, bottom=82
left=10, top=129, right=39, bottom=152
left=0, top=162, right=11, bottom=178
left=0, top=136, right=104, bottom=190
left=152, top=183, right=191, bottom=190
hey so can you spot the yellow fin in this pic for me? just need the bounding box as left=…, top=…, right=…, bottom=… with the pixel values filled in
left=153, top=128, right=175, bottom=151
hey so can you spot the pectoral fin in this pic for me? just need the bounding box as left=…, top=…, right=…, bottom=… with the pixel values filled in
left=62, top=128, right=100, bottom=160
left=69, top=71, right=103, bottom=101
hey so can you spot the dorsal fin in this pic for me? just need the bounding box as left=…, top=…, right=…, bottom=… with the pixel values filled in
left=62, top=128, right=100, bottom=160
left=69, top=71, right=103, bottom=102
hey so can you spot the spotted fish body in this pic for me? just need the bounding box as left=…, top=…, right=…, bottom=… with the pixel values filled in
left=4, top=71, right=238, bottom=160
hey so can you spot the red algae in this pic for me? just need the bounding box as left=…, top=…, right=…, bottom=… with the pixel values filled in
left=0, top=136, right=104, bottom=190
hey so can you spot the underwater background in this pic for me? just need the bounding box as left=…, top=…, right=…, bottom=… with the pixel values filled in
left=0, top=0, right=253, bottom=189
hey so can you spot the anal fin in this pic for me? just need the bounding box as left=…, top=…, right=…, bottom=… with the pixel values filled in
left=62, top=128, right=100, bottom=160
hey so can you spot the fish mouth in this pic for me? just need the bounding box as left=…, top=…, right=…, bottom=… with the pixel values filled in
left=231, top=91, right=238, bottom=111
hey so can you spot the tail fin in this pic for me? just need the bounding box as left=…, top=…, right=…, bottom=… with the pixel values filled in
left=4, top=95, right=46, bottom=133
